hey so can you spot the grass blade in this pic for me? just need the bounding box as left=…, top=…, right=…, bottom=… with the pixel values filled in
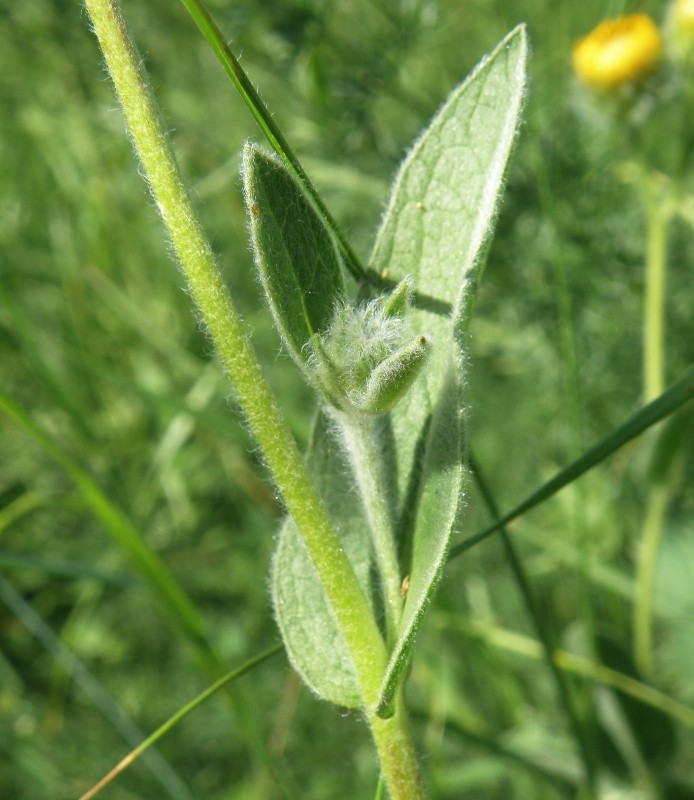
left=469, top=453, right=597, bottom=788
left=0, top=575, right=193, bottom=800
left=177, top=0, right=364, bottom=282
left=450, top=363, right=694, bottom=559
left=0, top=389, right=212, bottom=654
left=441, top=615, right=694, bottom=729
left=0, top=491, right=47, bottom=537
left=78, top=644, right=283, bottom=800
left=410, top=706, right=580, bottom=791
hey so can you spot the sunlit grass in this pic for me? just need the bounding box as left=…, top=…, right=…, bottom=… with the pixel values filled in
left=1, top=0, right=693, bottom=797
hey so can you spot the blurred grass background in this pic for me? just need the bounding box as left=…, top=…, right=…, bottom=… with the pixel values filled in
left=1, top=0, right=693, bottom=797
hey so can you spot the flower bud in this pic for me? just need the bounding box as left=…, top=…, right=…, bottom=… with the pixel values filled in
left=358, top=334, right=432, bottom=414
left=382, top=276, right=413, bottom=319
left=307, top=279, right=431, bottom=416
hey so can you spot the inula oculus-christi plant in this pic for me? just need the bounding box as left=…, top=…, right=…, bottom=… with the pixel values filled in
left=72, top=1, right=694, bottom=798
left=84, top=1, right=525, bottom=792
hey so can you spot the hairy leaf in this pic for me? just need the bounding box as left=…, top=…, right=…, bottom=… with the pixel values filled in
left=374, top=26, right=528, bottom=712
left=371, top=25, right=527, bottom=501
left=243, top=143, right=344, bottom=368
left=272, top=412, right=372, bottom=707
left=269, top=28, right=527, bottom=711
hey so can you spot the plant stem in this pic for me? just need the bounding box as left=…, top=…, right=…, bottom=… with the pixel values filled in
left=368, top=700, right=427, bottom=800
left=85, top=0, right=384, bottom=702
left=337, top=413, right=403, bottom=644
left=632, top=407, right=694, bottom=676
left=84, top=3, right=426, bottom=795
left=643, top=184, right=670, bottom=403
left=633, top=178, right=673, bottom=675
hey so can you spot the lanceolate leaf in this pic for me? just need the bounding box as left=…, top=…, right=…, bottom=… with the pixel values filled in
left=378, top=369, right=465, bottom=717
left=371, top=25, right=528, bottom=502
left=243, top=143, right=344, bottom=368
left=272, top=412, right=372, bottom=707
left=374, top=27, right=528, bottom=712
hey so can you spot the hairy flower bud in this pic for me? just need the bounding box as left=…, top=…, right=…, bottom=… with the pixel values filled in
left=308, top=279, right=431, bottom=415
left=359, top=334, right=432, bottom=414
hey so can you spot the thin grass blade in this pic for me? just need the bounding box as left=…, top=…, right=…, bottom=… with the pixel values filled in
left=450, top=363, right=694, bottom=559
left=177, top=0, right=364, bottom=281
left=78, top=644, right=282, bottom=800
left=0, top=575, right=193, bottom=800
left=0, top=389, right=212, bottom=654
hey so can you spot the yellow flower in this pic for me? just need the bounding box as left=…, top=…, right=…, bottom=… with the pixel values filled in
left=573, top=14, right=663, bottom=90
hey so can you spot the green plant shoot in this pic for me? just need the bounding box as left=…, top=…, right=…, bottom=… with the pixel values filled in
left=84, top=0, right=526, bottom=794
left=249, top=26, right=527, bottom=723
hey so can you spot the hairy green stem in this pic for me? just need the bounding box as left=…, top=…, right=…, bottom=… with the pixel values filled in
left=84, top=2, right=425, bottom=795
left=368, top=701, right=427, bottom=800
left=336, top=413, right=403, bottom=645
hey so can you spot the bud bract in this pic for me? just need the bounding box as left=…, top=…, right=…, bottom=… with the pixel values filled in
left=308, top=279, right=432, bottom=416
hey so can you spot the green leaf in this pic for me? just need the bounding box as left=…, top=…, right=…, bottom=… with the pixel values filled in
left=378, top=370, right=465, bottom=717
left=595, top=633, right=678, bottom=775
left=272, top=412, right=372, bottom=707
left=371, top=24, right=528, bottom=502
left=271, top=28, right=528, bottom=712
left=179, top=0, right=366, bottom=281
left=373, top=27, right=528, bottom=713
left=243, top=142, right=345, bottom=368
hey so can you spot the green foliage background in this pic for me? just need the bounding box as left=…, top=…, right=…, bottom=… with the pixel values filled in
left=1, top=0, right=693, bottom=797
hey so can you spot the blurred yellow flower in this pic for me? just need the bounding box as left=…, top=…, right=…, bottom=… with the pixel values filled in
left=573, top=14, right=663, bottom=90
